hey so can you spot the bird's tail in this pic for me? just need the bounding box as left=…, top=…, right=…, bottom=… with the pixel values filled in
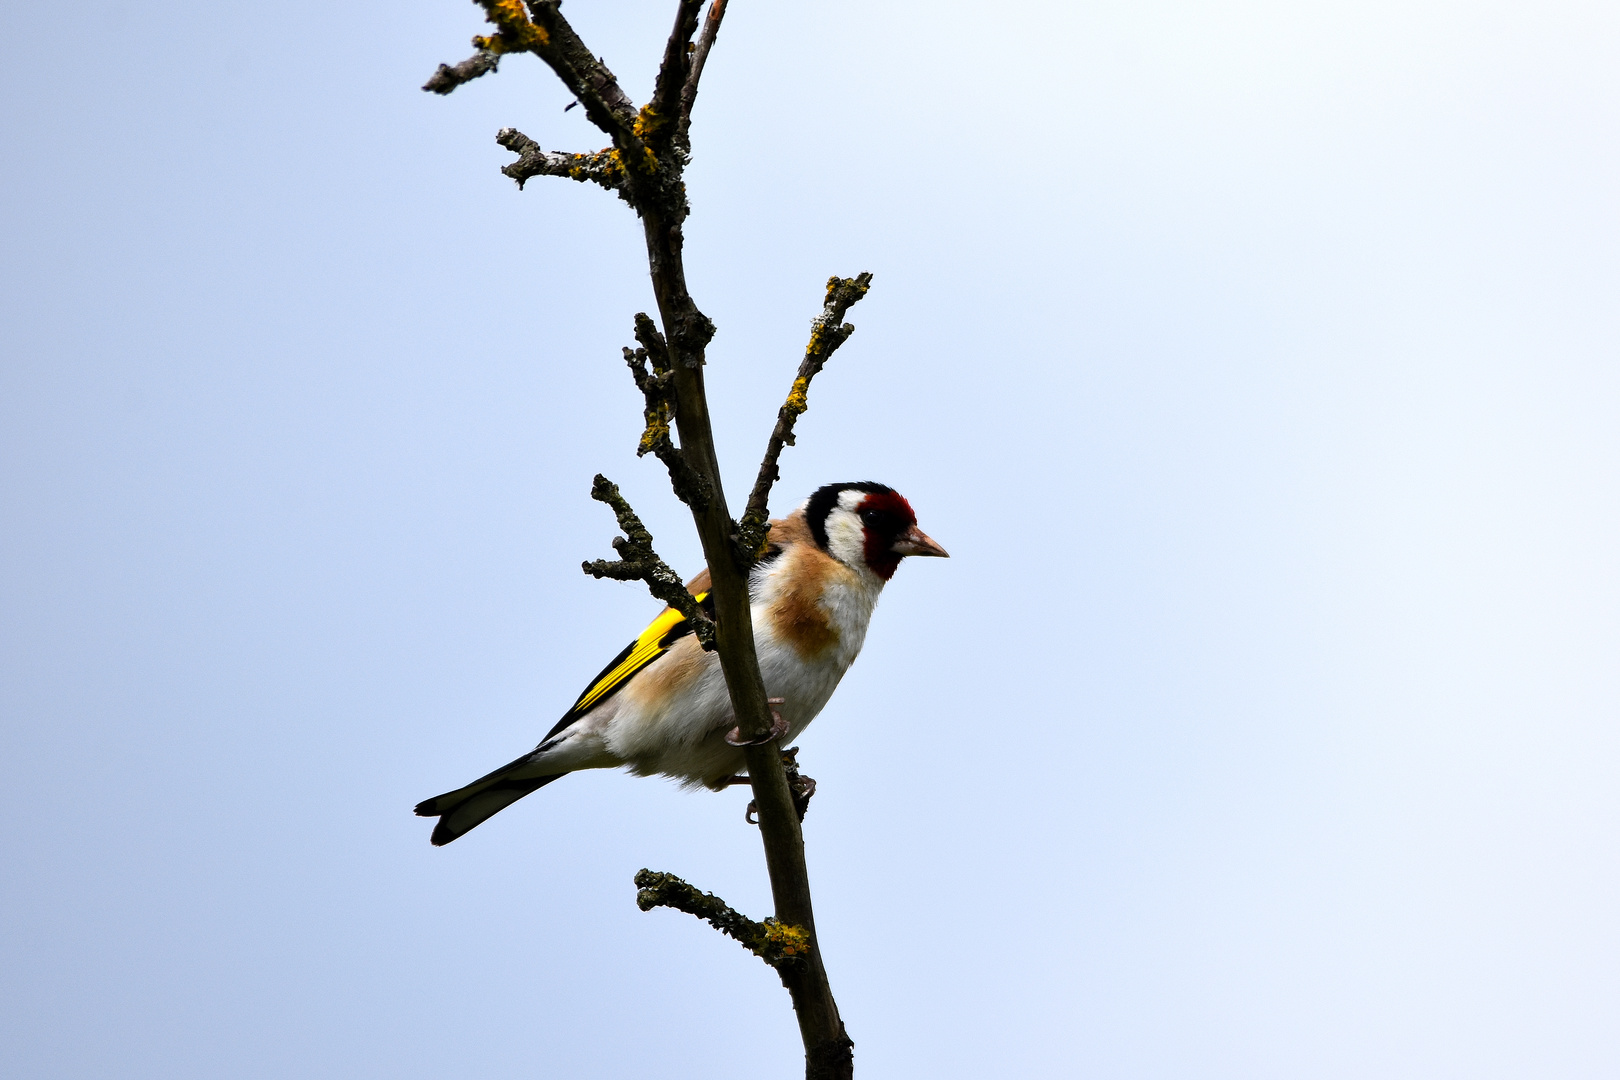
left=414, top=753, right=565, bottom=846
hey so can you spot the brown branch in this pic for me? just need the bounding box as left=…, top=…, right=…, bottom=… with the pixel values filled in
left=518, top=0, right=641, bottom=141
left=742, top=746, right=818, bottom=824
left=581, top=475, right=714, bottom=650
left=422, top=49, right=499, bottom=94
left=646, top=0, right=706, bottom=153
left=634, top=869, right=810, bottom=971
left=735, top=273, right=874, bottom=562
left=428, top=5, right=854, bottom=1074
left=623, top=313, right=713, bottom=509
left=462, top=1, right=653, bottom=190
left=676, top=0, right=729, bottom=152
left=494, top=128, right=626, bottom=197
left=625, top=11, right=853, bottom=1076
left=647, top=250, right=855, bottom=1080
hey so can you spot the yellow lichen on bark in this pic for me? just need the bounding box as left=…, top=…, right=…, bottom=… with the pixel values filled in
left=474, top=0, right=549, bottom=53
left=783, top=376, right=811, bottom=416
left=761, top=920, right=810, bottom=958
left=633, top=105, right=668, bottom=142
left=638, top=404, right=672, bottom=455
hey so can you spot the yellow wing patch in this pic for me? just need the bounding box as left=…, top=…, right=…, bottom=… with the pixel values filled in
left=553, top=592, right=709, bottom=732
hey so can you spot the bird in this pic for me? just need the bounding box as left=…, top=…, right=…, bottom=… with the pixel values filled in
left=414, top=481, right=948, bottom=845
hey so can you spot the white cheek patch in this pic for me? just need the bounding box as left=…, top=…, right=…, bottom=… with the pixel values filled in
left=823, top=500, right=868, bottom=568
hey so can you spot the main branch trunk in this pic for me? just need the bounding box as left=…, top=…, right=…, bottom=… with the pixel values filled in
left=641, top=209, right=852, bottom=1078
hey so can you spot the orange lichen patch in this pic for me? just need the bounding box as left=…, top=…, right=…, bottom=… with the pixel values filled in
left=783, top=375, right=811, bottom=416
left=474, top=0, right=548, bottom=52
left=633, top=104, right=669, bottom=141
left=804, top=322, right=832, bottom=357
left=760, top=920, right=810, bottom=958
left=563, top=149, right=622, bottom=185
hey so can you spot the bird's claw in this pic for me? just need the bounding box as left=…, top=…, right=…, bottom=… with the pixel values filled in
left=725, top=697, right=788, bottom=747
left=744, top=745, right=818, bottom=825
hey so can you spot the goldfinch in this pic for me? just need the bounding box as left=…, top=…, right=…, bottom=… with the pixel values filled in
left=415, top=482, right=948, bottom=845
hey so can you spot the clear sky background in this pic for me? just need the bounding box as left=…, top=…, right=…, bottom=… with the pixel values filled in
left=3, top=1, right=1617, bottom=1077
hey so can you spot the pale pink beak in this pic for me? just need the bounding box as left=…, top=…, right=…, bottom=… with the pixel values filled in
left=891, top=525, right=949, bottom=558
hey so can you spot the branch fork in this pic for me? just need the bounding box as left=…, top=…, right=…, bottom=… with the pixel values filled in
left=734, top=273, right=874, bottom=562
left=623, top=313, right=712, bottom=509
left=581, top=475, right=714, bottom=650
left=495, top=128, right=626, bottom=197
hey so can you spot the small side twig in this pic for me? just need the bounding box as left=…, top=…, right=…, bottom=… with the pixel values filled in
left=676, top=0, right=729, bottom=152
left=734, top=273, right=874, bottom=561
left=623, top=313, right=712, bottom=509
left=634, top=869, right=810, bottom=972
left=422, top=49, right=500, bottom=94
left=645, top=0, right=706, bottom=152
left=495, top=128, right=626, bottom=196
left=582, top=475, right=714, bottom=649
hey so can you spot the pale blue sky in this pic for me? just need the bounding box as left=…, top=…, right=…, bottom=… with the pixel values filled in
left=3, top=2, right=1617, bottom=1077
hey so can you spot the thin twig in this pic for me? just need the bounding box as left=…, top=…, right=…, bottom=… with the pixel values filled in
left=422, top=49, right=500, bottom=94
left=494, top=128, right=627, bottom=197
left=634, top=869, right=810, bottom=971
left=735, top=274, right=874, bottom=562
left=582, top=475, right=714, bottom=649
left=646, top=0, right=706, bottom=152
left=458, top=0, right=651, bottom=188
left=676, top=0, right=729, bottom=152
left=623, top=314, right=713, bottom=508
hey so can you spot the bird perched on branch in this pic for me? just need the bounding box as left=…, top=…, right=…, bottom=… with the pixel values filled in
left=415, top=482, right=948, bottom=845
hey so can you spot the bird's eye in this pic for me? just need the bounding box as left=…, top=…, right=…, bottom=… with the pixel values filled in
left=859, top=508, right=899, bottom=534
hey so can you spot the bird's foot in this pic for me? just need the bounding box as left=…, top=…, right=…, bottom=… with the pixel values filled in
left=725, top=697, right=788, bottom=747
left=782, top=745, right=817, bottom=823
left=743, top=746, right=818, bottom=825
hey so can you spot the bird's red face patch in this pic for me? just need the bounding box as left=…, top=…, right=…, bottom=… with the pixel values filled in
left=857, top=491, right=917, bottom=580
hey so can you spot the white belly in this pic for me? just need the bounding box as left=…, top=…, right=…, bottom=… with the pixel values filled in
left=597, top=579, right=879, bottom=786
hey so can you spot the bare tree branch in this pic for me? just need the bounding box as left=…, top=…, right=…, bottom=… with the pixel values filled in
left=518, top=0, right=641, bottom=141
left=422, top=49, right=500, bottom=94
left=634, top=869, right=810, bottom=970
left=735, top=273, right=874, bottom=562
left=738, top=746, right=818, bottom=824
left=495, top=128, right=626, bottom=195
left=623, top=313, right=713, bottom=508
left=582, top=475, right=715, bottom=650
left=425, top=4, right=854, bottom=1075
left=646, top=0, right=705, bottom=152
left=676, top=0, right=729, bottom=152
